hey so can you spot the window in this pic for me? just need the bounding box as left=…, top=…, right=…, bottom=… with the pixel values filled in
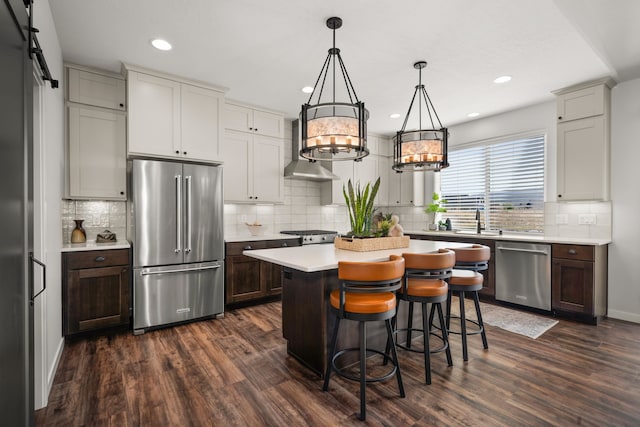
left=440, top=134, right=545, bottom=233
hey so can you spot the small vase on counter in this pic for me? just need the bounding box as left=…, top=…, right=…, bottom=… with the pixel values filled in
left=70, top=219, right=87, bottom=243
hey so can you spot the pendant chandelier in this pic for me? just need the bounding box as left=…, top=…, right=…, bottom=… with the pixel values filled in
left=300, top=17, right=369, bottom=161
left=393, top=61, right=449, bottom=172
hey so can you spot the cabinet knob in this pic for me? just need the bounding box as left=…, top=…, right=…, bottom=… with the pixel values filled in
left=175, top=150, right=180, bottom=154
left=249, top=196, right=253, bottom=199
left=95, top=256, right=106, bottom=262
left=558, top=116, right=563, bottom=120
left=558, top=194, right=562, bottom=198
left=282, top=243, right=288, bottom=247
left=120, top=191, right=125, bottom=195
left=183, top=151, right=187, bottom=155
left=568, top=249, right=577, bottom=255
left=119, top=103, right=124, bottom=108
left=254, top=196, right=258, bottom=200
left=244, top=245, right=252, bottom=250
left=254, top=128, right=258, bottom=132
left=249, top=127, right=254, bottom=131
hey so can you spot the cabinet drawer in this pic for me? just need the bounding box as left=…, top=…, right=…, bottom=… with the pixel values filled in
left=226, top=240, right=268, bottom=256
left=266, top=238, right=301, bottom=249
left=65, top=249, right=129, bottom=270
left=552, top=244, right=594, bottom=261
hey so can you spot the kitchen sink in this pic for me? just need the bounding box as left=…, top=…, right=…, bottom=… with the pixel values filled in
left=454, top=230, right=502, bottom=236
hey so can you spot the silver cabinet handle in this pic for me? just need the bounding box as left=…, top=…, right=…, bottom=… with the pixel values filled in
left=185, top=175, right=192, bottom=254
left=568, top=249, right=577, bottom=255
left=497, top=247, right=548, bottom=256
left=141, top=265, right=220, bottom=276
left=175, top=175, right=182, bottom=253
left=29, top=252, right=46, bottom=305
left=244, top=245, right=252, bottom=250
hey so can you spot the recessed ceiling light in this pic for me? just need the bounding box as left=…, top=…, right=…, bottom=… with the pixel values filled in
left=301, top=86, right=314, bottom=94
left=389, top=113, right=401, bottom=119
left=467, top=112, right=480, bottom=118
left=151, top=39, right=172, bottom=51
left=493, top=75, right=512, bottom=84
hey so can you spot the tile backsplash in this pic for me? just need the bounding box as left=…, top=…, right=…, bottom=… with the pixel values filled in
left=544, top=201, right=612, bottom=239
left=62, top=200, right=127, bottom=243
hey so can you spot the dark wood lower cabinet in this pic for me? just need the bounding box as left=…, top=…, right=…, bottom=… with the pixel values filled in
left=225, top=238, right=300, bottom=306
left=63, top=249, right=130, bottom=336
left=552, top=243, right=607, bottom=324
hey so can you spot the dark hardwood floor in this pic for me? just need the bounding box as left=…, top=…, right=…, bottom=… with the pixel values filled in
left=36, top=301, right=640, bottom=426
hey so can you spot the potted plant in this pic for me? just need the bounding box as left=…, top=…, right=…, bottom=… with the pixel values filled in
left=343, top=177, right=380, bottom=237
left=424, top=192, right=447, bottom=230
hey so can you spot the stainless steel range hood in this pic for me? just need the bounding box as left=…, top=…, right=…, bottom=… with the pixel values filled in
left=284, top=120, right=338, bottom=181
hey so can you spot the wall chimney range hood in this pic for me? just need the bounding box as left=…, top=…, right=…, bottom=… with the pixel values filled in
left=284, top=120, right=338, bottom=181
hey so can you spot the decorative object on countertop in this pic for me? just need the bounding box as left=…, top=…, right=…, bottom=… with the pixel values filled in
left=96, top=230, right=117, bottom=243
left=424, top=192, right=447, bottom=230
left=299, top=16, right=369, bottom=162
left=245, top=222, right=265, bottom=236
left=70, top=219, right=86, bottom=243
left=372, top=212, right=404, bottom=238
left=393, top=61, right=449, bottom=172
left=343, top=178, right=380, bottom=238
left=438, top=220, right=447, bottom=231
left=334, top=235, right=410, bottom=252
left=388, top=214, right=404, bottom=237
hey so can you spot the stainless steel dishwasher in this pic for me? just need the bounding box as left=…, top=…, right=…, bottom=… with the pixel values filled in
left=495, top=241, right=551, bottom=310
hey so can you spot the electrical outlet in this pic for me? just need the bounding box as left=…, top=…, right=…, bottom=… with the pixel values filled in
left=555, top=214, right=569, bottom=225
left=578, top=214, right=596, bottom=225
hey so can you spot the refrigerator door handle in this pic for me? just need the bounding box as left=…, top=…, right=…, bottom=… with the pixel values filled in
left=175, top=174, right=182, bottom=253
left=141, top=264, right=221, bottom=276
left=29, top=252, right=46, bottom=305
left=185, top=175, right=192, bottom=253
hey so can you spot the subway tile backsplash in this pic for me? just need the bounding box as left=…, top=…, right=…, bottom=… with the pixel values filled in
left=61, top=200, right=127, bottom=243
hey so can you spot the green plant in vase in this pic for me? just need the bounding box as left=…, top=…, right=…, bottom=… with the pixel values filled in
left=424, top=192, right=447, bottom=230
left=343, top=177, right=380, bottom=237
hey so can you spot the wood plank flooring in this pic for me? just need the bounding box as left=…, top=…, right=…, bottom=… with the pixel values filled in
left=36, top=301, right=640, bottom=426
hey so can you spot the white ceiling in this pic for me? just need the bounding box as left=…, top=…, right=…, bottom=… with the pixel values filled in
left=49, top=0, right=640, bottom=135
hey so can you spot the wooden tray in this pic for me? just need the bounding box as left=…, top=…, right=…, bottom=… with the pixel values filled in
left=334, top=236, right=410, bottom=252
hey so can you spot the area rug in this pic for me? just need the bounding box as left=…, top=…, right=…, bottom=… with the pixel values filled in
left=448, top=297, right=558, bottom=339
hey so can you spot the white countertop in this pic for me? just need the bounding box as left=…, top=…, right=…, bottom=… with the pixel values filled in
left=61, top=240, right=131, bottom=252
left=405, top=230, right=611, bottom=246
left=225, top=233, right=301, bottom=243
left=244, top=239, right=470, bottom=273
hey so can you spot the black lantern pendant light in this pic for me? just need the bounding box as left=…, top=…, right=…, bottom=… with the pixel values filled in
left=300, top=17, right=369, bottom=161
left=393, top=61, right=449, bottom=172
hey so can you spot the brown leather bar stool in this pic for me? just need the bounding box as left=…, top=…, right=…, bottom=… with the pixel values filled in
left=323, top=255, right=406, bottom=421
left=388, top=249, right=455, bottom=384
left=446, top=245, right=490, bottom=361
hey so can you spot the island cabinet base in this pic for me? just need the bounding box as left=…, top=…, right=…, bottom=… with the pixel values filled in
left=282, top=267, right=425, bottom=377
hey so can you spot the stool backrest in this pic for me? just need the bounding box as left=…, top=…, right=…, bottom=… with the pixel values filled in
left=402, top=248, right=455, bottom=278
left=449, top=244, right=490, bottom=271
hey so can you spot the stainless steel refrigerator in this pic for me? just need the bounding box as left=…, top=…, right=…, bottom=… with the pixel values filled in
left=130, top=159, right=224, bottom=333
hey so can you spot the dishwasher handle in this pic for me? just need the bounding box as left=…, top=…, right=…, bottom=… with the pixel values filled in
left=497, top=246, right=549, bottom=256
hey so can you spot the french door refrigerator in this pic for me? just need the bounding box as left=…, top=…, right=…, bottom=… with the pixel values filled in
left=131, top=159, right=224, bottom=333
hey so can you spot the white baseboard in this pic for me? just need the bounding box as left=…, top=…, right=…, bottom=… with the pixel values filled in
left=45, top=338, right=65, bottom=402
left=607, top=309, right=640, bottom=324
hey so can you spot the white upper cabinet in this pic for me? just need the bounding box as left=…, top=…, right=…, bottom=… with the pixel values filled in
left=224, top=103, right=284, bottom=138
left=554, top=79, right=614, bottom=201
left=556, top=84, right=605, bottom=123
left=220, top=130, right=284, bottom=203
left=68, top=105, right=127, bottom=199
left=65, top=64, right=127, bottom=200
left=180, top=83, right=223, bottom=161
left=67, top=67, right=126, bottom=111
left=126, top=67, right=224, bottom=163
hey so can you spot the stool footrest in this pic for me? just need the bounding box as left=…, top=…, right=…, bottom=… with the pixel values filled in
left=394, top=327, right=449, bottom=354
left=443, top=315, right=484, bottom=336
left=331, top=348, right=398, bottom=384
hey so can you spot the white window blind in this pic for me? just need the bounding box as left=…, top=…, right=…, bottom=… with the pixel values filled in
left=440, top=135, right=545, bottom=233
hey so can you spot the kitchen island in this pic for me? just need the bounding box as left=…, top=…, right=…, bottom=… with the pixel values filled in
left=245, top=239, right=470, bottom=376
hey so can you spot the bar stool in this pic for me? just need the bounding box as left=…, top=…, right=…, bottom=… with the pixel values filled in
left=389, top=249, right=455, bottom=384
left=323, top=255, right=405, bottom=421
left=446, top=245, right=490, bottom=361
